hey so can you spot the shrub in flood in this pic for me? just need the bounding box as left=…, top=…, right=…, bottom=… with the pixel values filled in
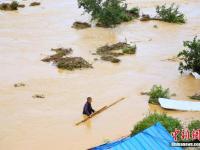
left=148, top=85, right=171, bottom=105
left=127, top=7, right=140, bottom=18
left=156, top=3, right=185, bottom=23
left=77, top=0, right=139, bottom=27
left=10, top=1, right=18, bottom=10
left=131, top=113, right=182, bottom=136
left=178, top=36, right=200, bottom=74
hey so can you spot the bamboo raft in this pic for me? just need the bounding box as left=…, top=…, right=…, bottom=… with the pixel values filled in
left=75, top=97, right=125, bottom=126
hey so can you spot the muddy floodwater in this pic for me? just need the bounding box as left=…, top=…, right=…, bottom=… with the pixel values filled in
left=0, top=0, right=200, bottom=149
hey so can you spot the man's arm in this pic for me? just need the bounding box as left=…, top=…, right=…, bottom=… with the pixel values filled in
left=88, top=103, right=95, bottom=113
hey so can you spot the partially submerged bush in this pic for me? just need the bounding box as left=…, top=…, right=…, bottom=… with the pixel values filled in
left=148, top=85, right=171, bottom=105
left=57, top=57, right=93, bottom=70
left=0, top=1, right=19, bottom=11
left=77, top=0, right=139, bottom=27
left=29, top=2, right=40, bottom=6
left=42, top=48, right=92, bottom=70
left=156, top=3, right=185, bottom=23
left=122, top=45, right=136, bottom=54
left=72, top=21, right=91, bottom=29
left=96, top=42, right=136, bottom=63
left=178, top=36, right=200, bottom=74
left=127, top=7, right=140, bottom=18
left=131, top=113, right=182, bottom=136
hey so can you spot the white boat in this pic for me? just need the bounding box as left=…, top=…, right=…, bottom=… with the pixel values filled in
left=192, top=72, right=200, bottom=79
left=159, top=98, right=200, bottom=111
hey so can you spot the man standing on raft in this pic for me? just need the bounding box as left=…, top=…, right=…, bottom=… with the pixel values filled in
left=83, top=97, right=95, bottom=117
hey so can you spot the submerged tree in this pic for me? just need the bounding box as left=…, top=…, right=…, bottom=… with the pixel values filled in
left=178, top=36, right=200, bottom=74
left=156, top=3, right=186, bottom=23
left=77, top=0, right=139, bottom=27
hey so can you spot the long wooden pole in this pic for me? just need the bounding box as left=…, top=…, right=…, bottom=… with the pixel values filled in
left=75, top=97, right=125, bottom=126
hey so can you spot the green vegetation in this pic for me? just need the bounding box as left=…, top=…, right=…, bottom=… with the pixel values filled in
left=148, top=85, right=171, bottom=105
left=122, top=45, right=137, bottom=54
left=178, top=36, right=200, bottom=74
left=188, top=120, right=200, bottom=131
left=127, top=7, right=140, bottom=18
left=156, top=3, right=185, bottom=23
left=77, top=0, right=139, bottom=27
left=0, top=1, right=19, bottom=11
left=10, top=1, right=18, bottom=10
left=189, top=93, right=200, bottom=100
left=131, top=113, right=182, bottom=136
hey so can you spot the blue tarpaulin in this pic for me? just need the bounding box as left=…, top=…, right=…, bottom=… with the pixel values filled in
left=90, top=122, right=182, bottom=150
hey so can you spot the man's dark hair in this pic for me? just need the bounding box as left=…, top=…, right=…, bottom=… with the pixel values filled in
left=87, top=97, right=92, bottom=101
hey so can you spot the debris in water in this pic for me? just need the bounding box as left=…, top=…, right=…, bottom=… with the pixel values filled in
left=161, top=56, right=181, bottom=62
left=96, top=42, right=136, bottom=63
left=140, top=14, right=150, bottom=21
left=18, top=4, right=25, bottom=8
left=72, top=21, right=91, bottom=29
left=14, top=82, right=26, bottom=87
left=101, top=55, right=120, bottom=63
left=42, top=48, right=92, bottom=70
left=56, top=57, right=93, bottom=70
left=140, top=92, right=149, bottom=95
left=32, top=94, right=45, bottom=99
left=42, top=48, right=72, bottom=62
left=0, top=1, right=19, bottom=11
left=153, top=25, right=158, bottom=28
left=30, top=2, right=40, bottom=6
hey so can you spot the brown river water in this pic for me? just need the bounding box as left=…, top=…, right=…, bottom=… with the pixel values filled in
left=0, top=0, right=200, bottom=149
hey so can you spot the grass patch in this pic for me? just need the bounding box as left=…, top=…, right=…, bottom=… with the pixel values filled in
left=131, top=113, right=182, bottom=136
